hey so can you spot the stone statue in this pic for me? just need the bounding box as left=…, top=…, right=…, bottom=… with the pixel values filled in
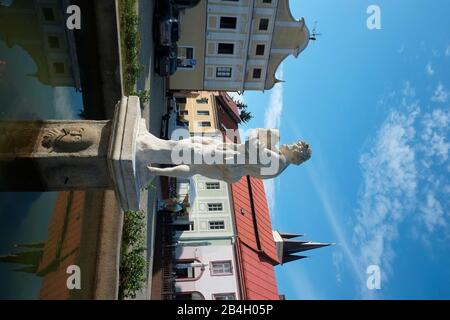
left=136, top=120, right=311, bottom=187
left=0, top=96, right=309, bottom=212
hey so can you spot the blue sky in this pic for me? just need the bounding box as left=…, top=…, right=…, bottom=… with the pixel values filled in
left=235, top=0, right=450, bottom=299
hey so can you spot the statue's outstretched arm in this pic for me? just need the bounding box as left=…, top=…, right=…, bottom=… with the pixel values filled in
left=147, top=165, right=194, bottom=180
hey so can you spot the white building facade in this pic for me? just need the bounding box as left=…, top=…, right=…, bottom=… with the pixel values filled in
left=173, top=244, right=240, bottom=300
left=173, top=176, right=235, bottom=242
left=170, top=0, right=311, bottom=92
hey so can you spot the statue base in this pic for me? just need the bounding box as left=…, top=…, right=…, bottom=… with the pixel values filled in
left=108, top=96, right=142, bottom=212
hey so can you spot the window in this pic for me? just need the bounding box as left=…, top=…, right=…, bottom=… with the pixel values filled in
left=196, top=98, right=209, bottom=104
left=256, top=44, right=265, bottom=56
left=208, top=203, right=223, bottom=211
left=206, top=182, right=220, bottom=190
left=209, top=221, right=225, bottom=230
left=53, top=62, right=65, bottom=74
left=180, top=110, right=188, bottom=115
left=216, top=67, right=232, bottom=78
left=174, top=262, right=196, bottom=279
left=174, top=222, right=194, bottom=231
left=42, top=8, right=55, bottom=21
left=176, top=97, right=187, bottom=104
left=220, top=17, right=237, bottom=29
left=213, top=293, right=236, bottom=300
left=218, top=43, right=234, bottom=55
left=197, top=110, right=210, bottom=116
left=262, top=0, right=272, bottom=3
left=211, top=261, right=232, bottom=275
left=177, top=47, right=195, bottom=69
left=259, top=18, right=269, bottom=30
left=198, top=121, right=211, bottom=127
left=47, top=36, right=60, bottom=49
left=253, top=68, right=262, bottom=79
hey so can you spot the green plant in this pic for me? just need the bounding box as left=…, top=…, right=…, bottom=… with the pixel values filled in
left=122, top=210, right=146, bottom=245
left=239, top=110, right=253, bottom=123
left=234, top=101, right=253, bottom=123
left=145, top=181, right=157, bottom=190
left=131, top=89, right=150, bottom=108
left=118, top=0, right=142, bottom=94
left=119, top=210, right=147, bottom=299
left=236, top=101, right=248, bottom=110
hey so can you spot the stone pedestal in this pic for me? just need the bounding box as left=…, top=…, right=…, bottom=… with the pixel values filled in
left=107, top=96, right=142, bottom=212
left=0, top=96, right=143, bottom=212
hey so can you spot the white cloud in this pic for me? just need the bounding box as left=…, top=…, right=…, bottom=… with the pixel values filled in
left=421, top=109, right=450, bottom=162
left=332, top=251, right=344, bottom=284
left=264, top=179, right=276, bottom=217
left=263, top=64, right=284, bottom=215
left=402, top=81, right=416, bottom=98
left=420, top=192, right=446, bottom=233
left=354, top=105, right=419, bottom=283
left=431, top=83, right=449, bottom=103
left=425, top=62, right=435, bottom=76
left=353, top=84, right=450, bottom=298
left=264, top=65, right=284, bottom=129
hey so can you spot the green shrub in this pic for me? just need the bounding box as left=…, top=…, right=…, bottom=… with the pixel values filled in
left=118, top=0, right=142, bottom=94
left=130, top=90, right=150, bottom=108
left=119, top=210, right=147, bottom=300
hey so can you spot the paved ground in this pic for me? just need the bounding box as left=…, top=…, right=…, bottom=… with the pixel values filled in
left=133, top=0, right=167, bottom=300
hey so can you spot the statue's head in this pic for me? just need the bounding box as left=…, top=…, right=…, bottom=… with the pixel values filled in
left=281, top=141, right=312, bottom=165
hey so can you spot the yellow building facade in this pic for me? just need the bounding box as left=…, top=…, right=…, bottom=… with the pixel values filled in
left=174, top=91, right=221, bottom=135
left=169, top=0, right=310, bottom=92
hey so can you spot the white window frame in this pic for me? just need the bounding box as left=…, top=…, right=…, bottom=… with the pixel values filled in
left=209, top=220, right=225, bottom=230
left=208, top=203, right=223, bottom=211
left=216, top=66, right=232, bottom=78
left=206, top=182, right=221, bottom=190
left=213, top=293, right=236, bottom=300
left=211, top=261, right=233, bottom=275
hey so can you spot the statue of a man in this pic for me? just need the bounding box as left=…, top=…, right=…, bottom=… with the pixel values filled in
left=135, top=122, right=311, bottom=187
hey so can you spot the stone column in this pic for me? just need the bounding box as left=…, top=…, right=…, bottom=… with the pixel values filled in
left=0, top=120, right=112, bottom=191
left=0, top=96, right=143, bottom=212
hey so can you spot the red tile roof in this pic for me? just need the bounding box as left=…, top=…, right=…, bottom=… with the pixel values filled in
left=238, top=243, right=280, bottom=300
left=231, top=177, right=280, bottom=300
left=216, top=92, right=241, bottom=124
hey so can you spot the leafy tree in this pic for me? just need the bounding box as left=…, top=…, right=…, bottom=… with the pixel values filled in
left=231, top=97, right=253, bottom=123
left=239, top=110, right=253, bottom=123
left=236, top=101, right=248, bottom=111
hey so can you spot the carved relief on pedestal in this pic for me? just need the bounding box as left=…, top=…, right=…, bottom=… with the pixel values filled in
left=41, top=127, right=97, bottom=153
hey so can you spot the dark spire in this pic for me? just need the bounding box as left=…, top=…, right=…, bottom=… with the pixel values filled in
left=279, top=232, right=304, bottom=239
left=284, top=241, right=333, bottom=254
left=273, top=230, right=334, bottom=265
left=282, top=255, right=308, bottom=263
